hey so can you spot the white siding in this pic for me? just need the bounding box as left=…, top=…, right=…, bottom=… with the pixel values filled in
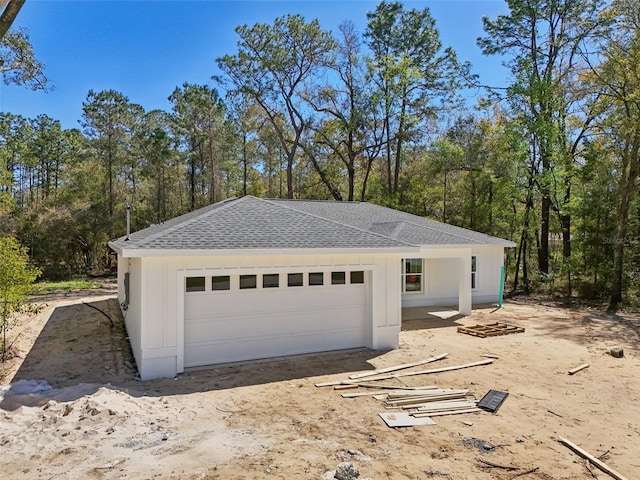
left=121, top=258, right=143, bottom=376
left=401, top=247, right=505, bottom=310
left=127, top=252, right=402, bottom=380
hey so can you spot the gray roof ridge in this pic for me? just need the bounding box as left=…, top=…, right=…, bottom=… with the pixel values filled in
left=366, top=203, right=501, bottom=245
left=263, top=198, right=417, bottom=247
left=133, top=196, right=244, bottom=247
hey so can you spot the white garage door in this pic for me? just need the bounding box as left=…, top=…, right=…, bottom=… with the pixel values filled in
left=184, top=272, right=369, bottom=368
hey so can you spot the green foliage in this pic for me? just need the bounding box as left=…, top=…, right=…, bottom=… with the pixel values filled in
left=1, top=1, right=639, bottom=306
left=0, top=27, right=48, bottom=90
left=0, top=236, right=40, bottom=359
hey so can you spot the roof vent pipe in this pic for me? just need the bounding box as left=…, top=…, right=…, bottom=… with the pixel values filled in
left=126, top=202, right=131, bottom=241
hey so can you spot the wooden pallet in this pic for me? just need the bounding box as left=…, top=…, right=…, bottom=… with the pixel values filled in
left=457, top=322, right=524, bottom=338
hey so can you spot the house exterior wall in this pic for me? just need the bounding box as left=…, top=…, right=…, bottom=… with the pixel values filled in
left=401, top=247, right=505, bottom=310
left=117, top=252, right=404, bottom=380
left=120, top=257, right=143, bottom=375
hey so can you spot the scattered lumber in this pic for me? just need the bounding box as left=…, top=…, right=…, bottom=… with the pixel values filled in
left=352, top=359, right=495, bottom=383
left=334, top=384, right=358, bottom=391
left=315, top=358, right=493, bottom=387
left=568, top=363, right=590, bottom=375
left=348, top=353, right=449, bottom=379
left=387, top=391, right=471, bottom=408
left=412, top=407, right=481, bottom=418
left=480, top=354, right=500, bottom=359
left=341, top=386, right=438, bottom=398
left=414, top=399, right=477, bottom=412
left=558, top=436, right=629, bottom=480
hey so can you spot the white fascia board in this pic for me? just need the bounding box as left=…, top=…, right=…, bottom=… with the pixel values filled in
left=116, top=246, right=420, bottom=258
left=107, top=241, right=123, bottom=255
left=418, top=243, right=514, bottom=250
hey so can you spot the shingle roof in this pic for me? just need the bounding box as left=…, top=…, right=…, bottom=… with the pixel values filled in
left=272, top=199, right=514, bottom=246
left=110, top=196, right=514, bottom=254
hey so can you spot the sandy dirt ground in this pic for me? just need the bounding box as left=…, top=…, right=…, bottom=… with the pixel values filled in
left=1, top=287, right=639, bottom=480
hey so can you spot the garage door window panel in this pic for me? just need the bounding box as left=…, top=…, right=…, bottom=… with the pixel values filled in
left=263, top=274, right=280, bottom=288
left=212, top=275, right=230, bottom=291
left=186, top=276, right=205, bottom=292
left=331, top=272, right=346, bottom=285
left=350, top=271, right=364, bottom=284
left=288, top=273, right=303, bottom=287
left=240, top=274, right=257, bottom=289
left=309, top=272, right=324, bottom=286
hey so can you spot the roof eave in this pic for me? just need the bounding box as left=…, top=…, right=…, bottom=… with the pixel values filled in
left=114, top=246, right=420, bottom=258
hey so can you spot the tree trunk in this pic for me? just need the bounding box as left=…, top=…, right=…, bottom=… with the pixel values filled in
left=360, top=156, right=374, bottom=202
left=610, top=139, right=640, bottom=308
left=0, top=0, right=25, bottom=41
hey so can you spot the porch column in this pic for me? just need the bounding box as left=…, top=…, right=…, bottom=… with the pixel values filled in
left=458, top=253, right=472, bottom=315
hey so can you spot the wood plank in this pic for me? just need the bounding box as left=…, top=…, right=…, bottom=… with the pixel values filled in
left=334, top=384, right=358, bottom=391
left=341, top=390, right=392, bottom=398
left=413, top=400, right=477, bottom=411
left=387, top=391, right=470, bottom=407
left=558, top=436, right=629, bottom=480
left=349, top=353, right=449, bottom=379
left=357, top=359, right=495, bottom=382
left=341, top=387, right=439, bottom=399
left=568, top=363, right=590, bottom=375
left=412, top=408, right=482, bottom=418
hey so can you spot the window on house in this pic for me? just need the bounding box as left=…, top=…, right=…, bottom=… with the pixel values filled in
left=262, top=274, right=280, bottom=288
left=239, top=274, right=257, bottom=289
left=186, top=276, right=205, bottom=292
left=471, top=256, right=477, bottom=290
left=331, top=271, right=346, bottom=285
left=309, top=272, right=324, bottom=286
left=402, top=258, right=423, bottom=293
left=288, top=273, right=303, bottom=287
left=212, top=275, right=230, bottom=291
left=350, top=271, right=364, bottom=284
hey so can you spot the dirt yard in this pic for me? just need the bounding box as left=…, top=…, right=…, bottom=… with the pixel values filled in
left=1, top=288, right=639, bottom=480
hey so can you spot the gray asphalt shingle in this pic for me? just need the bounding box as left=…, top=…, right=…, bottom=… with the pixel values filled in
left=110, top=195, right=514, bottom=252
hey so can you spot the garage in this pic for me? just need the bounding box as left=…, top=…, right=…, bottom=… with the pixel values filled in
left=183, top=270, right=370, bottom=367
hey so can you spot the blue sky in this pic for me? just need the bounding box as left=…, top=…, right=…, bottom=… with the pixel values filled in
left=2, top=0, right=510, bottom=130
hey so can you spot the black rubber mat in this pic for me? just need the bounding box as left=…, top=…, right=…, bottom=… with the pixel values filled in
left=477, top=390, right=509, bottom=413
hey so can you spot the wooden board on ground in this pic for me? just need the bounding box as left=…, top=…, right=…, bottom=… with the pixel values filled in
left=457, top=323, right=525, bottom=338
left=349, top=353, right=449, bottom=379
left=378, top=412, right=436, bottom=427
left=568, top=363, right=590, bottom=375
left=558, top=436, right=629, bottom=480
left=412, top=407, right=482, bottom=418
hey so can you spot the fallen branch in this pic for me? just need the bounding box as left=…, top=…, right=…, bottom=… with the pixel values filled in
left=547, top=409, right=563, bottom=418
left=509, top=467, right=539, bottom=479
left=558, top=436, right=629, bottom=480
left=584, top=459, right=598, bottom=478
left=478, top=459, right=518, bottom=470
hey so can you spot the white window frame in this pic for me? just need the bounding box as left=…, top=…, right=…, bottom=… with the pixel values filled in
left=401, top=258, right=423, bottom=294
